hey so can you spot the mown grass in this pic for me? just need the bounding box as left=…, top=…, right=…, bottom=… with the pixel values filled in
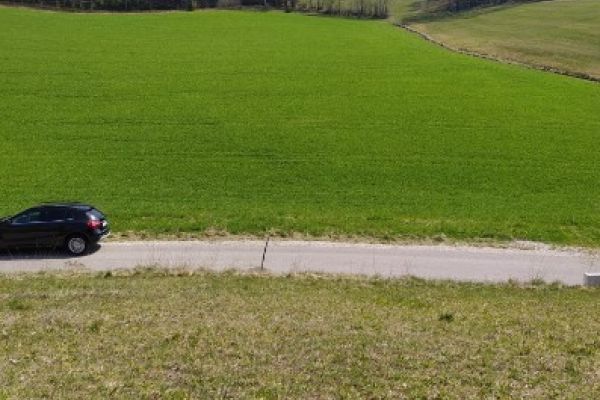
left=1, top=7, right=600, bottom=245
left=0, top=270, right=599, bottom=398
left=410, top=0, right=600, bottom=79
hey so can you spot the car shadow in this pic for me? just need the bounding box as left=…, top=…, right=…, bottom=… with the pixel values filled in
left=0, top=243, right=101, bottom=260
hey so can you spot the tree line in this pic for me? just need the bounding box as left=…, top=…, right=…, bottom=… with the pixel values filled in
left=0, top=0, right=304, bottom=11
left=0, top=0, right=540, bottom=19
left=295, top=0, right=388, bottom=18
left=0, top=0, right=387, bottom=16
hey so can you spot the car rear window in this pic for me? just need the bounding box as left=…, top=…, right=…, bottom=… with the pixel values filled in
left=66, top=208, right=87, bottom=221
left=87, top=209, right=105, bottom=220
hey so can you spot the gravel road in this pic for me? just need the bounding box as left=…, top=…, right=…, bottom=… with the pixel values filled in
left=1, top=240, right=599, bottom=285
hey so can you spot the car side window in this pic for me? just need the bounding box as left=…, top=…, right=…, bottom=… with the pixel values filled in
left=41, top=208, right=67, bottom=222
left=66, top=209, right=85, bottom=221
left=12, top=209, right=43, bottom=224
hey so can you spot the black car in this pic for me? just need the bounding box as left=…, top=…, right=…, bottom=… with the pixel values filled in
left=0, top=203, right=110, bottom=255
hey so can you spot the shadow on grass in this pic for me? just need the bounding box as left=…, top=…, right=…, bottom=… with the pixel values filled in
left=401, top=0, right=546, bottom=24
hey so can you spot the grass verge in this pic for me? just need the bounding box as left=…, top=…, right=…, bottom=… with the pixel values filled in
left=1, top=269, right=599, bottom=398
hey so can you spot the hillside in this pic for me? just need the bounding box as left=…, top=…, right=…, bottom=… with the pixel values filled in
left=1, top=7, right=600, bottom=245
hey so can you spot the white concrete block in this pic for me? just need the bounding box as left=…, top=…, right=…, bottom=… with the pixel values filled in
left=584, top=273, right=600, bottom=287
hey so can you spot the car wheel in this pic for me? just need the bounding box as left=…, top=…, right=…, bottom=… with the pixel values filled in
left=65, top=235, right=88, bottom=256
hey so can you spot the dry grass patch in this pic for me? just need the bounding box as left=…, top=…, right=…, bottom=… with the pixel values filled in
left=410, top=0, right=600, bottom=80
left=1, top=269, right=600, bottom=398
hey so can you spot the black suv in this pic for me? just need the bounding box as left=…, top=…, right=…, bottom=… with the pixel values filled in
left=0, top=203, right=109, bottom=255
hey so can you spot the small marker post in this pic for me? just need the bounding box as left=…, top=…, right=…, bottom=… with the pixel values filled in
left=260, top=236, right=270, bottom=271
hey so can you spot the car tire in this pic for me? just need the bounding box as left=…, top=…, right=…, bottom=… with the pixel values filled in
left=65, top=235, right=88, bottom=256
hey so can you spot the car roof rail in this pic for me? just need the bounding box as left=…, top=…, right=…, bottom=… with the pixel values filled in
left=39, top=202, right=93, bottom=209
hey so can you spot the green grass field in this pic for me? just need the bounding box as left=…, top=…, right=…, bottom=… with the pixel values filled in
left=410, top=0, right=600, bottom=79
left=1, top=270, right=600, bottom=397
left=1, top=7, right=600, bottom=245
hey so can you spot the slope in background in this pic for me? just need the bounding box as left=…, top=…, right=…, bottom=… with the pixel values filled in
left=408, top=0, right=600, bottom=80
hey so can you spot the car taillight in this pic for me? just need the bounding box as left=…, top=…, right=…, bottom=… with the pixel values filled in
left=87, top=219, right=103, bottom=230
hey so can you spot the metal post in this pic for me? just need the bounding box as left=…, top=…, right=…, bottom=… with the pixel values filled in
left=260, top=236, right=270, bottom=271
